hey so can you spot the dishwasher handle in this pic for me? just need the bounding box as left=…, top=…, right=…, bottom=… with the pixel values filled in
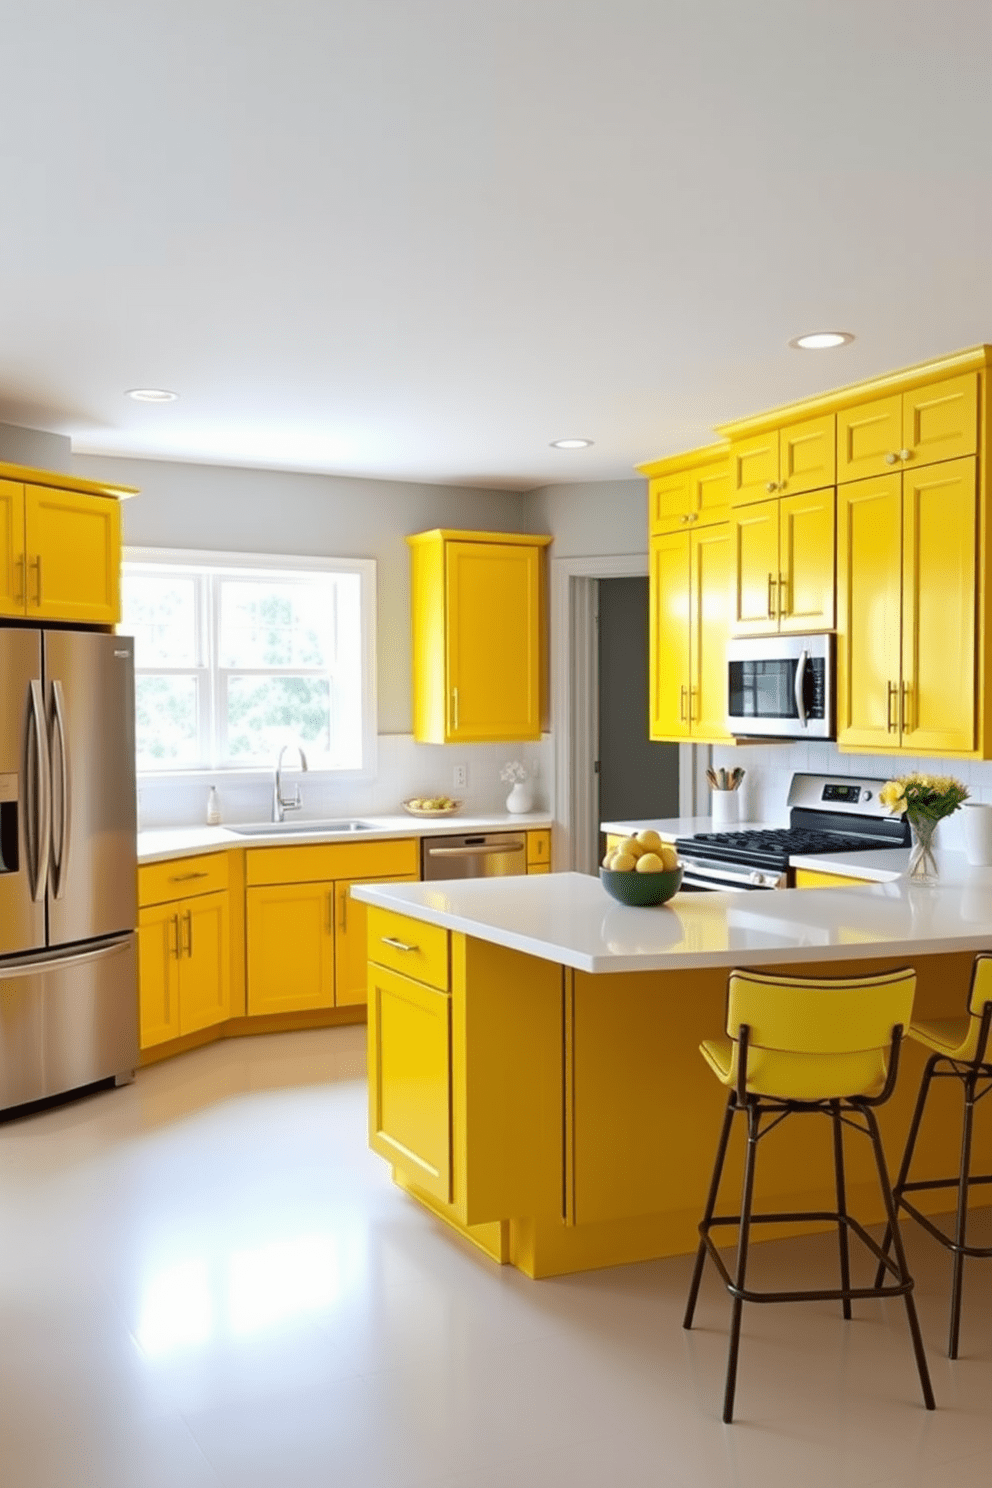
left=425, top=843, right=525, bottom=858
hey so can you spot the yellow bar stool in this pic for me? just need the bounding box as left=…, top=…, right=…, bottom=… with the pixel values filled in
left=875, top=953, right=992, bottom=1358
left=683, top=966, right=935, bottom=1423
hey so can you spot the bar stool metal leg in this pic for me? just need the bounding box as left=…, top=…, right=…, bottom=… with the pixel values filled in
left=831, top=1100, right=852, bottom=1321
left=948, top=1070, right=978, bottom=1359
left=723, top=1103, right=760, bottom=1424
left=863, top=1105, right=935, bottom=1410
left=683, top=1092, right=735, bottom=1331
left=874, top=1053, right=938, bottom=1290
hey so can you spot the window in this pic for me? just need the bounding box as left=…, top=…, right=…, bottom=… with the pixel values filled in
left=122, top=549, right=376, bottom=775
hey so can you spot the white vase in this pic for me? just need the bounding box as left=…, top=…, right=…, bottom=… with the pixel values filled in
left=506, top=781, right=533, bottom=814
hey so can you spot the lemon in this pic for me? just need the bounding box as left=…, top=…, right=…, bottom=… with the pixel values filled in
left=617, top=836, right=645, bottom=859
left=659, top=844, right=679, bottom=871
left=635, top=829, right=663, bottom=852
left=611, top=851, right=637, bottom=871
left=635, top=851, right=664, bottom=873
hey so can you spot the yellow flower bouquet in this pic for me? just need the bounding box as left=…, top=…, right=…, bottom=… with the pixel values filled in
left=879, top=773, right=969, bottom=882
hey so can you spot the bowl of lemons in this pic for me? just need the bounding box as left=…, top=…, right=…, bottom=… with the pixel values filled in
left=600, top=829, right=683, bottom=906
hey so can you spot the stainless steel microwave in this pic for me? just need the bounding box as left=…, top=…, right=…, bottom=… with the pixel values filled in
left=726, top=633, right=834, bottom=739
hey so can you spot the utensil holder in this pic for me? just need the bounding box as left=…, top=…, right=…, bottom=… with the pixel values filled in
left=710, top=790, right=739, bottom=828
left=963, top=802, right=992, bottom=866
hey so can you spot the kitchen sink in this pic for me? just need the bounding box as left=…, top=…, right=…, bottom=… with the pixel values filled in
left=227, top=819, right=377, bottom=836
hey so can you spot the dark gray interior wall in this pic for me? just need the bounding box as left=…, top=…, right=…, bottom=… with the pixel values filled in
left=597, top=576, right=679, bottom=823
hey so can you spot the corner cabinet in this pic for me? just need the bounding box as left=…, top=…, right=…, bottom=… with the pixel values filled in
left=408, top=529, right=552, bottom=744
left=0, top=467, right=135, bottom=625
left=649, top=524, right=732, bottom=742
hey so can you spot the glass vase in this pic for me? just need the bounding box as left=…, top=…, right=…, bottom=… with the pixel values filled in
left=907, top=813, right=939, bottom=884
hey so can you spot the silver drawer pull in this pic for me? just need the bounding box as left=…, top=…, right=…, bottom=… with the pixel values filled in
left=381, top=936, right=419, bottom=953
left=169, top=870, right=210, bottom=882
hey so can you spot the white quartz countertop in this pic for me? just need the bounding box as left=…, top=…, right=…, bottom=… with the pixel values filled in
left=138, top=812, right=552, bottom=864
left=351, top=855, right=992, bottom=974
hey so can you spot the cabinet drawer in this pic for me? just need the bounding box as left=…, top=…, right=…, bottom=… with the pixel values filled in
left=794, top=869, right=873, bottom=889
left=527, top=829, right=551, bottom=865
left=246, top=837, right=418, bottom=886
left=139, top=852, right=230, bottom=907
left=367, top=906, right=449, bottom=991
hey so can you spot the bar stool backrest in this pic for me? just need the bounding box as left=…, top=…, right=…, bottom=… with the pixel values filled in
left=959, top=953, right=992, bottom=1063
left=726, top=967, right=917, bottom=1100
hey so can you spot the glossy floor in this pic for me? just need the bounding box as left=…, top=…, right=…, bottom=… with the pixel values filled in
left=1, top=1026, right=990, bottom=1488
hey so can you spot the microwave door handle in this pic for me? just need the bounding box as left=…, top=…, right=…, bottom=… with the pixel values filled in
left=794, top=649, right=809, bottom=729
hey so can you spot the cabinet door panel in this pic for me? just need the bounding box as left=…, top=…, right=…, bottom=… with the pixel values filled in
left=903, top=373, right=978, bottom=467
left=138, top=903, right=181, bottom=1049
left=901, top=457, right=976, bottom=754
left=368, top=963, right=451, bottom=1203
left=0, top=480, right=25, bottom=618
left=246, top=883, right=334, bottom=1014
left=648, top=471, right=694, bottom=534
left=181, top=891, right=231, bottom=1035
left=837, top=395, right=902, bottom=483
left=730, top=500, right=779, bottom=635
left=779, top=414, right=836, bottom=495
left=335, top=874, right=418, bottom=1007
left=649, top=534, right=690, bottom=739
left=836, top=476, right=903, bottom=748
left=779, top=489, right=835, bottom=633
left=445, top=542, right=541, bottom=741
left=690, top=525, right=732, bottom=741
left=730, top=432, right=779, bottom=503
left=24, top=486, right=120, bottom=625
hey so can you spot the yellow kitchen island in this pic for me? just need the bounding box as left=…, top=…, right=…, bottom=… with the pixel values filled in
left=353, top=867, right=992, bottom=1279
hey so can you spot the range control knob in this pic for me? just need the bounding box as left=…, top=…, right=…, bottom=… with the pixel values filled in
left=749, top=870, right=768, bottom=887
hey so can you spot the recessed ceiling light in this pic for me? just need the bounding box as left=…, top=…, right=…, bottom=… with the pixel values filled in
left=789, top=331, right=855, bottom=350
left=126, top=387, right=179, bottom=402
left=550, top=438, right=593, bottom=449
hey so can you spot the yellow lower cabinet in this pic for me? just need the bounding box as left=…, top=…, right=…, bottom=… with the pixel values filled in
left=794, top=869, right=873, bottom=889
left=367, top=961, right=452, bottom=1203
left=138, top=889, right=231, bottom=1048
left=334, top=874, right=419, bottom=1007
left=526, top=829, right=551, bottom=871
left=181, top=891, right=232, bottom=1034
left=246, top=882, right=335, bottom=1014
left=138, top=902, right=182, bottom=1048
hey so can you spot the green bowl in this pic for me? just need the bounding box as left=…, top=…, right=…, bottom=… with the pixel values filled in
left=599, top=865, right=684, bottom=906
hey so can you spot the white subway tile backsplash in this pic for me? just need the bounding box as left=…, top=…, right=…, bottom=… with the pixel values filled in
left=137, top=734, right=553, bottom=829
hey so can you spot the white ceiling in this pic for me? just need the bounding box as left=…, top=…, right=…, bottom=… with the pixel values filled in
left=1, top=1, right=990, bottom=491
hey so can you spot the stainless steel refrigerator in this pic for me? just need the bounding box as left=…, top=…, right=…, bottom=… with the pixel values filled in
left=0, top=628, right=137, bottom=1113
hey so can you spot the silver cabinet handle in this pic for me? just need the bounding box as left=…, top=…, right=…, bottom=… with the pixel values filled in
left=767, top=573, right=777, bottom=619
left=14, top=552, right=25, bottom=602
left=793, top=648, right=809, bottom=728
left=338, top=887, right=347, bottom=932
left=170, top=913, right=181, bottom=959
left=898, top=448, right=911, bottom=461
left=885, top=452, right=899, bottom=465
left=182, top=909, right=193, bottom=958
left=50, top=680, right=69, bottom=900
left=765, top=480, right=778, bottom=493
left=168, top=870, right=210, bottom=882
left=451, top=685, right=460, bottom=731
left=887, top=680, right=899, bottom=733
left=26, top=679, right=51, bottom=903
left=30, top=555, right=42, bottom=605
left=427, top=842, right=524, bottom=858
left=381, top=935, right=419, bottom=953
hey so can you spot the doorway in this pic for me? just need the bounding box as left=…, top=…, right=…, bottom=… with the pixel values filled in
left=597, top=576, right=679, bottom=846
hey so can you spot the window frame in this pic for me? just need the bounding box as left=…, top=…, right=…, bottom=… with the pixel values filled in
left=123, top=546, right=378, bottom=781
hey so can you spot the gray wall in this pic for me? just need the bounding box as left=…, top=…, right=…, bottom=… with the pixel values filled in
left=524, top=478, right=647, bottom=557
left=72, top=453, right=525, bottom=734
left=0, top=423, right=71, bottom=471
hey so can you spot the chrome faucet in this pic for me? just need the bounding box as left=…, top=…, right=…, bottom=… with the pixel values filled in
left=272, top=743, right=308, bottom=822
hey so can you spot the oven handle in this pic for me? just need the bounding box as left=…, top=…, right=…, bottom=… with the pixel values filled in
left=794, top=649, right=809, bottom=729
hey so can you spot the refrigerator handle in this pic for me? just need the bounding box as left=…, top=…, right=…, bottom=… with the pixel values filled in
left=26, top=680, right=51, bottom=903
left=49, top=680, right=70, bottom=900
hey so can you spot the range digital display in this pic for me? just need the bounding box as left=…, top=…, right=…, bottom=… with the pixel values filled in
left=822, top=783, right=861, bottom=803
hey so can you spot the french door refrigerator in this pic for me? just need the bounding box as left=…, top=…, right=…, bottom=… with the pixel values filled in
left=0, top=627, right=137, bottom=1113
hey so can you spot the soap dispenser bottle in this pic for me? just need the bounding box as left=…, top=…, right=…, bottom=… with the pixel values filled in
left=206, top=786, right=221, bottom=826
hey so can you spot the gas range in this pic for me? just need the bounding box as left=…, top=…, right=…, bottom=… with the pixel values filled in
left=675, top=773, right=911, bottom=891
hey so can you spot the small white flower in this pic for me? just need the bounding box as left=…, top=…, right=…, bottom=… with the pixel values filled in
left=500, top=760, right=528, bottom=784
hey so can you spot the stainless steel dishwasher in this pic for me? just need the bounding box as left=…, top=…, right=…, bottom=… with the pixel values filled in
left=421, top=831, right=528, bottom=880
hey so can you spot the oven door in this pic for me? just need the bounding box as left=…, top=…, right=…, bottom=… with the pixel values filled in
left=727, top=634, right=834, bottom=739
left=679, top=857, right=787, bottom=892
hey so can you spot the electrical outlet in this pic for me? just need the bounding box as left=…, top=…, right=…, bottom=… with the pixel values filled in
left=453, top=764, right=467, bottom=790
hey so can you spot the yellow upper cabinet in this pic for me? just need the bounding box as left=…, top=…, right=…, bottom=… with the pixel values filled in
left=836, top=458, right=977, bottom=755
left=642, top=446, right=731, bottom=535
left=408, top=530, right=552, bottom=744
left=730, top=413, right=836, bottom=505
left=650, top=525, right=732, bottom=743
left=837, top=371, right=979, bottom=483
left=0, top=465, right=135, bottom=626
left=730, top=487, right=836, bottom=636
